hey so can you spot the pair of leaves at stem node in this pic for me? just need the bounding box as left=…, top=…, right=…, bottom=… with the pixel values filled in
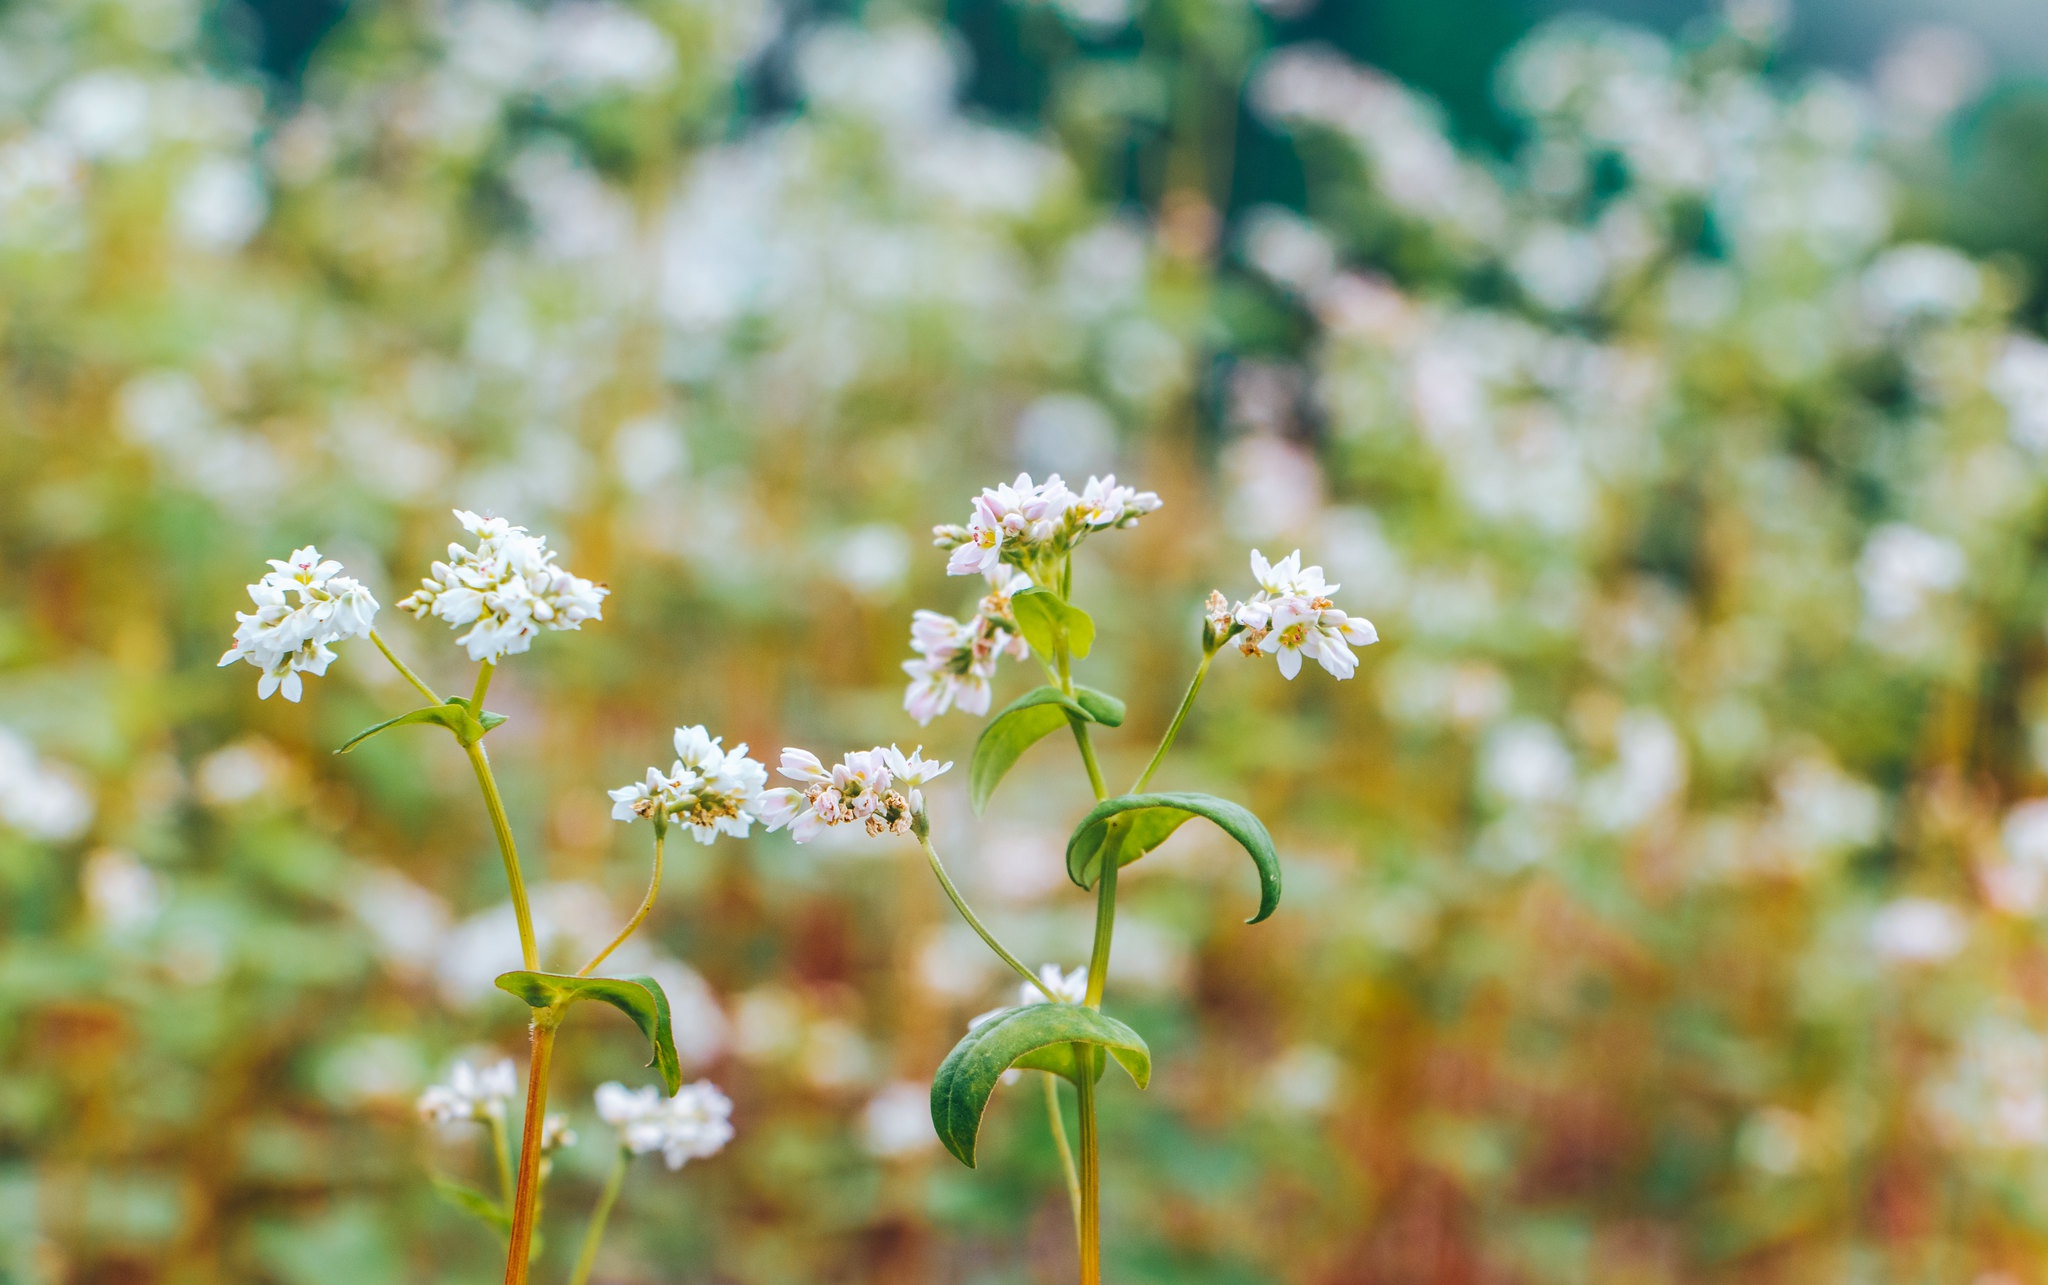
left=1067, top=793, right=1282, bottom=924
left=495, top=970, right=684, bottom=1096
left=969, top=683, right=1125, bottom=812
left=930, top=1002, right=1150, bottom=1168
left=338, top=695, right=505, bottom=753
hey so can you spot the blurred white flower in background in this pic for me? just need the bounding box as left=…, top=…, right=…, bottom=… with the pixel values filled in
left=418, top=1058, right=518, bottom=1124
left=595, top=1079, right=734, bottom=1168
left=1868, top=897, right=1968, bottom=965
left=0, top=728, right=94, bottom=842
left=1929, top=1016, right=2048, bottom=1150
left=348, top=868, right=453, bottom=977
left=46, top=70, right=151, bottom=161
left=82, top=849, right=162, bottom=932
left=172, top=156, right=265, bottom=251
left=862, top=1081, right=937, bottom=1157
left=1856, top=523, right=1964, bottom=631
left=1480, top=720, right=1575, bottom=807
left=1991, top=335, right=2048, bottom=455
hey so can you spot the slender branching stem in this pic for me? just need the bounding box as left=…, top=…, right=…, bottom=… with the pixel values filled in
left=918, top=830, right=1060, bottom=1001
left=1044, top=1072, right=1081, bottom=1232
left=1076, top=1063, right=1101, bottom=1285
left=472, top=659, right=495, bottom=710
left=487, top=1114, right=515, bottom=1208
left=502, top=1016, right=557, bottom=1285
left=370, top=629, right=440, bottom=704
left=465, top=741, right=539, bottom=971
left=1083, top=861, right=1118, bottom=1009
left=1131, top=650, right=1214, bottom=794
left=580, top=824, right=664, bottom=977
left=1069, top=717, right=1108, bottom=801
left=567, top=1146, right=630, bottom=1285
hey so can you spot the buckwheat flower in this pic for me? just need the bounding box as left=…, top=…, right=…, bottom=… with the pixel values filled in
left=606, top=728, right=766, bottom=844
left=760, top=746, right=917, bottom=842
left=417, top=1057, right=519, bottom=1124
left=218, top=545, right=381, bottom=701
left=881, top=744, right=953, bottom=813
left=1070, top=474, right=1162, bottom=528
left=1221, top=549, right=1378, bottom=680
left=595, top=1079, right=735, bottom=1170
left=397, top=510, right=607, bottom=663
left=608, top=767, right=670, bottom=822
left=946, top=497, right=1008, bottom=577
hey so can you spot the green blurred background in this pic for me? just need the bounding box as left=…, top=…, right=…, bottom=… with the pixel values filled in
left=13, top=0, right=2048, bottom=1280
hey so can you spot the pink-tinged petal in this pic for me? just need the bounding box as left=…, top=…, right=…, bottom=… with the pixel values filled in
left=757, top=788, right=804, bottom=829
left=778, top=748, right=829, bottom=782
left=790, top=809, right=829, bottom=844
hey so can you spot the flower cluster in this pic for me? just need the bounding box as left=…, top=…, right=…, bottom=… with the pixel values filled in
left=934, top=472, right=1161, bottom=580
left=901, top=570, right=1030, bottom=724
left=1209, top=549, right=1378, bottom=680
left=759, top=745, right=952, bottom=842
left=594, top=1079, right=735, bottom=1170
left=218, top=546, right=380, bottom=702
left=417, top=1058, right=519, bottom=1125
left=607, top=725, right=769, bottom=845
left=397, top=510, right=607, bottom=663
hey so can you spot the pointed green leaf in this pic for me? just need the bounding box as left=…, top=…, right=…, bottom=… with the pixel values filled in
left=971, top=687, right=1091, bottom=813
left=337, top=696, right=505, bottom=753
left=494, top=971, right=683, bottom=1095
left=1065, top=792, right=1282, bottom=924
left=1009, top=587, right=1096, bottom=660
left=930, top=1004, right=1150, bottom=1168
left=430, top=1174, right=509, bottom=1235
left=1072, top=685, right=1125, bottom=727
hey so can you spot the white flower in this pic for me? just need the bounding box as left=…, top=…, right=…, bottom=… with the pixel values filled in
left=539, top=1113, right=576, bottom=1151
left=969, top=963, right=1088, bottom=1030
left=397, top=510, right=607, bottom=663
left=1220, top=549, right=1377, bottom=680
left=761, top=744, right=947, bottom=842
left=935, top=473, right=1163, bottom=578
left=898, top=572, right=1030, bottom=725
left=595, top=1079, right=734, bottom=1170
left=1869, top=898, right=1967, bottom=964
left=607, top=727, right=767, bottom=845
left=218, top=545, right=380, bottom=701
left=417, top=1058, right=519, bottom=1124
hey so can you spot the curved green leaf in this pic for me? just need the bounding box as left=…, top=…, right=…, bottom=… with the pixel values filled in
left=1072, top=685, right=1125, bottom=728
left=1010, top=587, right=1096, bottom=660
left=930, top=1003, right=1150, bottom=1167
left=338, top=696, right=505, bottom=753
left=1065, top=792, right=1282, bottom=924
left=969, top=685, right=1128, bottom=812
left=495, top=971, right=682, bottom=1095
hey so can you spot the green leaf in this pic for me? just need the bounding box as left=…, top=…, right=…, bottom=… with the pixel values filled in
left=337, top=696, right=505, bottom=753
left=1065, top=792, right=1282, bottom=924
left=1009, top=587, right=1096, bottom=660
left=1072, top=685, right=1125, bottom=727
left=495, top=971, right=683, bottom=1095
left=430, top=1174, right=508, bottom=1235
left=930, top=1004, right=1150, bottom=1168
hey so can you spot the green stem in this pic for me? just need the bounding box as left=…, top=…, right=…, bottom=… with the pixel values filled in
left=1044, top=1072, right=1080, bottom=1234
left=487, top=1114, right=515, bottom=1208
left=918, top=830, right=1060, bottom=1001
left=370, top=629, right=440, bottom=704
left=579, top=824, right=664, bottom=977
left=464, top=741, right=539, bottom=971
left=502, top=1016, right=557, bottom=1285
left=1131, top=650, right=1215, bottom=793
left=1083, top=861, right=1117, bottom=1009
left=1076, top=1062, right=1101, bottom=1285
left=567, top=1146, right=630, bottom=1285
left=471, top=659, right=495, bottom=710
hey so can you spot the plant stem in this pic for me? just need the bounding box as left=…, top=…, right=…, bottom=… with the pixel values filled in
left=464, top=741, right=539, bottom=971
left=567, top=1146, right=629, bottom=1285
left=1083, top=860, right=1118, bottom=1009
left=1131, top=651, right=1214, bottom=794
left=1043, top=1072, right=1081, bottom=1233
left=918, top=831, right=1060, bottom=1001
left=370, top=629, right=440, bottom=704
left=1069, top=718, right=1108, bottom=801
left=503, top=1016, right=557, bottom=1285
left=472, top=659, right=495, bottom=709
left=487, top=1114, right=515, bottom=1208
left=1076, top=1062, right=1101, bottom=1285
left=580, top=825, right=664, bottom=977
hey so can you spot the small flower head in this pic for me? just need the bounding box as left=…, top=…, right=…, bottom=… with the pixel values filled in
left=899, top=571, right=1031, bottom=725
left=397, top=510, right=607, bottom=663
left=1219, top=549, right=1377, bottom=681
left=595, top=1079, right=735, bottom=1170
left=539, top=1113, right=577, bottom=1151
left=218, top=545, right=380, bottom=701
left=934, top=473, right=1164, bottom=581
left=417, top=1058, right=519, bottom=1125
left=759, top=744, right=950, bottom=842
left=607, top=727, right=767, bottom=845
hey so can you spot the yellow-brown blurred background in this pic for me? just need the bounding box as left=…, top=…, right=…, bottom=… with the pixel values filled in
left=12, top=0, right=2048, bottom=1280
